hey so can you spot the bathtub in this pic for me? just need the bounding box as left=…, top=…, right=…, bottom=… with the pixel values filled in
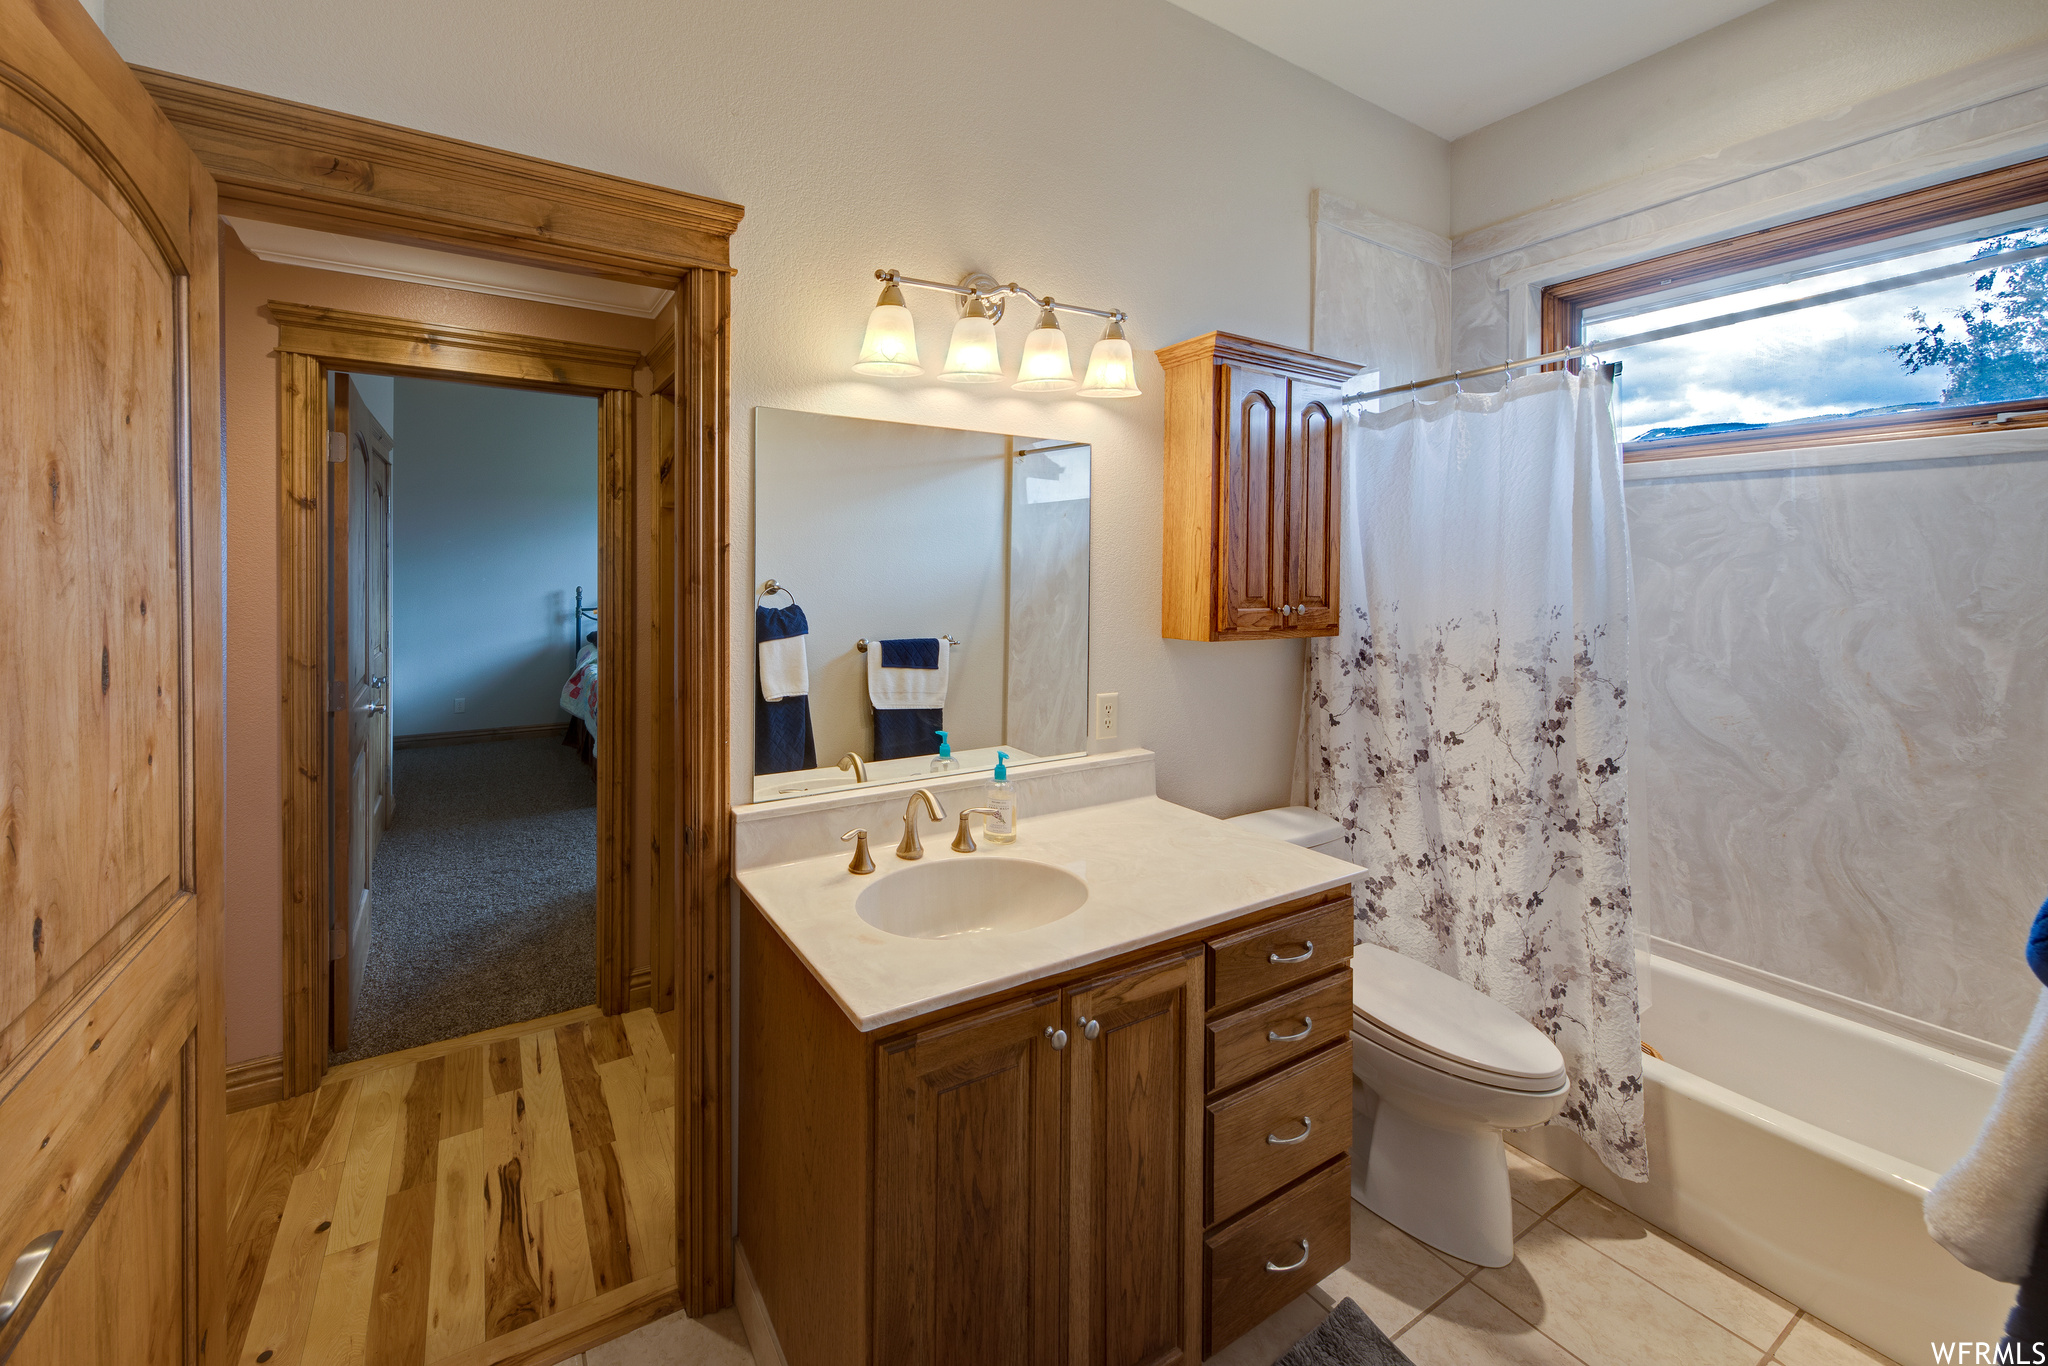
left=1511, top=953, right=2012, bottom=1366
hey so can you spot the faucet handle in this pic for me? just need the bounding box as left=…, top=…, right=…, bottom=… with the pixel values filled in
left=841, top=827, right=876, bottom=875
left=951, top=808, right=1003, bottom=854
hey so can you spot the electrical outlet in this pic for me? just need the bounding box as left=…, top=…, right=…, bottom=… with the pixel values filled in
left=1094, top=692, right=1118, bottom=740
left=453, top=697, right=466, bottom=714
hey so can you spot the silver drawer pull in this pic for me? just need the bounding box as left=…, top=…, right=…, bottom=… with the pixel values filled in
left=1267, top=1017, right=1313, bottom=1043
left=1268, top=941, right=1314, bottom=965
left=1266, top=1116, right=1313, bottom=1145
left=0, top=1231, right=62, bottom=1326
left=1264, top=1239, right=1309, bottom=1272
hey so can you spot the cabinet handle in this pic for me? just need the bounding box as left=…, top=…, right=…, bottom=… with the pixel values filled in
left=0, top=1231, right=61, bottom=1327
left=1266, top=1116, right=1313, bottom=1145
left=1268, top=941, right=1314, bottom=965
left=1079, top=1015, right=1100, bottom=1041
left=1046, top=1026, right=1068, bottom=1050
left=1264, top=1239, right=1310, bottom=1273
left=1267, top=1017, right=1312, bottom=1043
left=1279, top=604, right=1292, bottom=616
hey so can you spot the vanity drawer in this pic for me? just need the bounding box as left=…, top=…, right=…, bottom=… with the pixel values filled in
left=1207, top=897, right=1352, bottom=1014
left=1207, top=967, right=1352, bottom=1094
left=1206, top=1044, right=1351, bottom=1223
left=1205, top=1156, right=1352, bottom=1357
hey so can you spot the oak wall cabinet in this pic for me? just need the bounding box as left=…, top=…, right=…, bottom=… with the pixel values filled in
left=738, top=888, right=1355, bottom=1366
left=1158, top=333, right=1359, bottom=641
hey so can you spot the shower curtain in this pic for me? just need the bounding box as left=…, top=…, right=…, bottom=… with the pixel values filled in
left=1298, top=366, right=1646, bottom=1181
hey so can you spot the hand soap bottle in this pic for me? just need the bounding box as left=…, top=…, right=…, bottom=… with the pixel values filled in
left=929, top=730, right=956, bottom=773
left=984, top=751, right=1017, bottom=843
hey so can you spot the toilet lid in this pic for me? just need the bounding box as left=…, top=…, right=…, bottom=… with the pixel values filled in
left=1224, top=806, right=1342, bottom=848
left=1352, top=945, right=1566, bottom=1083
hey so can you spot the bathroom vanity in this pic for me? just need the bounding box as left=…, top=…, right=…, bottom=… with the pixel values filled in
left=733, top=775, right=1359, bottom=1366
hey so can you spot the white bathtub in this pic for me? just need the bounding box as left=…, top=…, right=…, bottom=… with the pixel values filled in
left=1512, top=953, right=2012, bottom=1365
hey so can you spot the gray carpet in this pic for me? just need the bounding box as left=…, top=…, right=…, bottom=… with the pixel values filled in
left=1275, top=1300, right=1413, bottom=1366
left=334, top=734, right=597, bottom=1064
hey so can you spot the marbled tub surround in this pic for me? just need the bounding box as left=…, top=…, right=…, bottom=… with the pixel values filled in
left=1625, top=444, right=2048, bottom=1050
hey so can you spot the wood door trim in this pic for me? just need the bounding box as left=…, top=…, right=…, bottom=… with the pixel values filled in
left=266, top=301, right=644, bottom=392
left=274, top=350, right=637, bottom=1076
left=132, top=67, right=743, bottom=283
left=191, top=69, right=736, bottom=1318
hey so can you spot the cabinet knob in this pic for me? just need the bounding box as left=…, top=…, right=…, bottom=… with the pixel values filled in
left=1046, top=1026, right=1068, bottom=1050
left=1079, top=1015, right=1100, bottom=1041
left=1279, top=604, right=1292, bottom=616
left=0, top=1231, right=61, bottom=1326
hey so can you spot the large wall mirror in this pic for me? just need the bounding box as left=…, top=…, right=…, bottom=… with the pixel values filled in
left=750, top=408, right=1091, bottom=803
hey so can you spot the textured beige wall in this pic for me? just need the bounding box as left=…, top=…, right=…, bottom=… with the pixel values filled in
left=219, top=232, right=653, bottom=1064
left=1449, top=0, right=2048, bottom=236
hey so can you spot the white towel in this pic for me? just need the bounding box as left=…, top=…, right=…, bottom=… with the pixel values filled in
left=1925, top=986, right=2048, bottom=1282
left=758, top=635, right=809, bottom=702
left=867, top=638, right=949, bottom=710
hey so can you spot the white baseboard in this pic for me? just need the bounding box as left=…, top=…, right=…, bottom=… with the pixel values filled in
left=734, top=1243, right=789, bottom=1366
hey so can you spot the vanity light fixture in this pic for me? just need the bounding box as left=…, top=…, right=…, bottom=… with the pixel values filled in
left=1079, top=317, right=1141, bottom=398
left=853, top=277, right=921, bottom=376
left=859, top=269, right=1139, bottom=397
left=1013, top=303, right=1076, bottom=391
left=938, top=293, right=1004, bottom=384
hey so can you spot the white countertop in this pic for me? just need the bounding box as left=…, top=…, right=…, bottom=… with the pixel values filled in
left=735, top=795, right=1360, bottom=1032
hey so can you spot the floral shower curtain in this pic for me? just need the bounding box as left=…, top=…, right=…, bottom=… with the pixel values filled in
left=1298, top=366, right=1646, bottom=1181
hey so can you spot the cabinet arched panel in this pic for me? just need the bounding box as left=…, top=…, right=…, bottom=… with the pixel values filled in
left=1221, top=379, right=1286, bottom=635
left=1289, top=399, right=1340, bottom=632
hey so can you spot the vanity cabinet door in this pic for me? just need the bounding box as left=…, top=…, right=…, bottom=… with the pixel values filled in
left=874, top=991, right=1066, bottom=1366
left=1064, top=948, right=1205, bottom=1366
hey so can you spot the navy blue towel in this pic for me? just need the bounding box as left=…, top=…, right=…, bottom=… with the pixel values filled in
left=754, top=604, right=816, bottom=776
left=873, top=707, right=943, bottom=761
left=2029, top=896, right=2048, bottom=987
left=879, top=637, right=940, bottom=669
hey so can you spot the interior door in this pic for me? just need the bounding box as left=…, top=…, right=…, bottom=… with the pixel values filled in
left=0, top=1, right=223, bottom=1361
left=329, top=375, right=395, bottom=1051
left=1064, top=949, right=1204, bottom=1366
left=1219, top=365, right=1290, bottom=635
left=1284, top=387, right=1341, bottom=632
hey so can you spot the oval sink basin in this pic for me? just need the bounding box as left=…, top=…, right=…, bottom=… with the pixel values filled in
left=855, top=858, right=1088, bottom=940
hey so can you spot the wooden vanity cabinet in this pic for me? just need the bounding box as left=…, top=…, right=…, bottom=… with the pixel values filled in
left=738, top=888, right=1354, bottom=1366
left=1158, top=332, right=1358, bottom=641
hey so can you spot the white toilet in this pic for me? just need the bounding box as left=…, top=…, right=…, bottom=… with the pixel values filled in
left=1225, top=806, right=1569, bottom=1270
left=1350, top=944, right=1568, bottom=1267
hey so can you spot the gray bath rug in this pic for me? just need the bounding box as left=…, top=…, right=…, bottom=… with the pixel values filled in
left=1274, top=1298, right=1414, bottom=1366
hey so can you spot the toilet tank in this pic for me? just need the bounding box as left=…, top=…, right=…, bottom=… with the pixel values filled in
left=1224, top=806, right=1345, bottom=855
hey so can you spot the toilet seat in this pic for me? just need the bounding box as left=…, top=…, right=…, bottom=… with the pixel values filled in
left=1352, top=945, right=1567, bottom=1094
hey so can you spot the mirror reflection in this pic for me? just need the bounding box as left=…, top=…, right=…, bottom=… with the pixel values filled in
left=751, top=408, right=1091, bottom=803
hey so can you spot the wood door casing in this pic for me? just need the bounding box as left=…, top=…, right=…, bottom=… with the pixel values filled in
left=874, top=992, right=1065, bottom=1366
left=328, top=375, right=394, bottom=1052
left=0, top=0, right=224, bottom=1357
left=1065, top=949, right=1204, bottom=1366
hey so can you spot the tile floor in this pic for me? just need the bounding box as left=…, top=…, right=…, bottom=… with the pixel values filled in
left=564, top=1147, right=1905, bottom=1366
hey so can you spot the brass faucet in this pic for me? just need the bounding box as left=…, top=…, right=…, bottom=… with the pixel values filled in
left=837, top=752, right=868, bottom=784
left=895, top=788, right=947, bottom=860
left=951, top=807, right=1002, bottom=853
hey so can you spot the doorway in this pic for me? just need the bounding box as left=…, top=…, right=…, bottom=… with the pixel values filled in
left=328, top=371, right=608, bottom=1063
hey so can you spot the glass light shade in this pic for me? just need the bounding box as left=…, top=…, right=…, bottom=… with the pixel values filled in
left=1079, top=320, right=1141, bottom=398
left=854, top=282, right=921, bottom=376
left=938, top=298, right=1004, bottom=383
left=1013, top=305, right=1076, bottom=391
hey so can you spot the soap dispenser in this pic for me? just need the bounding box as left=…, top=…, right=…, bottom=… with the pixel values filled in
left=929, top=730, right=956, bottom=773
left=984, top=751, right=1017, bottom=843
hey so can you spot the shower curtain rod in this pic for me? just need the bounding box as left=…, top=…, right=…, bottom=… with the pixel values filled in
left=1343, top=238, right=2048, bottom=406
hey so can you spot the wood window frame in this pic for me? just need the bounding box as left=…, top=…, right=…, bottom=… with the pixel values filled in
left=1541, top=153, right=2048, bottom=462
left=134, top=67, right=742, bottom=1319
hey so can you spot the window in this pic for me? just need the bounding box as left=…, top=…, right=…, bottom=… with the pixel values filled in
left=1544, top=156, right=2048, bottom=458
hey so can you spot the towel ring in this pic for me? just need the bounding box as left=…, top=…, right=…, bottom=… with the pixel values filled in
left=857, top=636, right=961, bottom=653
left=758, top=579, right=795, bottom=604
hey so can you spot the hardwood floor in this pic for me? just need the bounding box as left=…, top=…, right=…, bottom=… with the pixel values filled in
left=223, top=1006, right=682, bottom=1366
